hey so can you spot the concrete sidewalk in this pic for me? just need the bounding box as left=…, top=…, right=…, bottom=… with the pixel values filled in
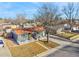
left=37, top=36, right=79, bottom=57
left=0, top=37, right=11, bottom=57
left=49, top=35, right=79, bottom=47
left=0, top=47, right=11, bottom=57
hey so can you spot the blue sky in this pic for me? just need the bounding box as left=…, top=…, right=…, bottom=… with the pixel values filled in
left=0, top=2, right=43, bottom=19
left=0, top=2, right=77, bottom=19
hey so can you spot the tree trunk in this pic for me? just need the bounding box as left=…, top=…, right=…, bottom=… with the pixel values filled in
left=47, top=32, right=49, bottom=42
left=46, top=28, right=49, bottom=43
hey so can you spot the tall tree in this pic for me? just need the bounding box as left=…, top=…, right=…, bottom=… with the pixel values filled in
left=62, top=3, right=79, bottom=24
left=34, top=3, right=61, bottom=42
left=15, top=13, right=27, bottom=25
left=34, top=3, right=61, bottom=26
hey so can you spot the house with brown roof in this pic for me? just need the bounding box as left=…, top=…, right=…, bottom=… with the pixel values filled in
left=10, top=26, right=46, bottom=44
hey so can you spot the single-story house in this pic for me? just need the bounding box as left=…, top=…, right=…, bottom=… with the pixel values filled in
left=15, top=26, right=45, bottom=42
left=5, top=26, right=45, bottom=44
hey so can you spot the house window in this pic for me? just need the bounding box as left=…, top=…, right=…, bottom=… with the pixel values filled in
left=17, top=34, right=28, bottom=42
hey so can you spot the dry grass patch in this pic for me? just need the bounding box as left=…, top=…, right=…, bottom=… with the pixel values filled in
left=4, top=39, right=18, bottom=48
left=9, top=42, right=47, bottom=57
left=57, top=32, right=77, bottom=39
left=37, top=40, right=59, bottom=49
left=70, top=35, right=79, bottom=40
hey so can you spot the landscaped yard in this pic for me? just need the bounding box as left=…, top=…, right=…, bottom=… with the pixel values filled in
left=70, top=35, right=79, bottom=41
left=5, top=39, right=60, bottom=57
left=57, top=32, right=77, bottom=39
left=4, top=39, right=18, bottom=48
left=9, top=42, right=47, bottom=57
left=70, top=35, right=79, bottom=39
left=37, top=40, right=59, bottom=49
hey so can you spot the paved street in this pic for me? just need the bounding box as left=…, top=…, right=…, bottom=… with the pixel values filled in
left=44, top=34, right=79, bottom=57
left=47, top=45, right=79, bottom=57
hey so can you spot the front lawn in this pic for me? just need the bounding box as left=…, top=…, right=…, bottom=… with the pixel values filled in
left=57, top=32, right=77, bottom=39
left=9, top=42, right=47, bottom=57
left=70, top=35, right=79, bottom=40
left=37, top=40, right=59, bottom=49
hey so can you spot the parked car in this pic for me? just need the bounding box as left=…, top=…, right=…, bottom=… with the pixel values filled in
left=0, top=40, right=4, bottom=47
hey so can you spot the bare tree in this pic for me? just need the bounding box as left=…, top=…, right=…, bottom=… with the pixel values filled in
left=34, top=3, right=61, bottom=26
left=34, top=3, right=61, bottom=42
left=62, top=3, right=79, bottom=24
left=15, top=13, right=27, bottom=25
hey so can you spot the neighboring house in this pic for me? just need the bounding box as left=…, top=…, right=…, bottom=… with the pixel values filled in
left=63, top=23, right=79, bottom=33
left=33, top=26, right=45, bottom=39
left=45, top=24, right=64, bottom=34
left=10, top=25, right=17, bottom=29
left=71, top=25, right=79, bottom=32
left=0, top=25, right=4, bottom=36
left=64, top=24, right=71, bottom=30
